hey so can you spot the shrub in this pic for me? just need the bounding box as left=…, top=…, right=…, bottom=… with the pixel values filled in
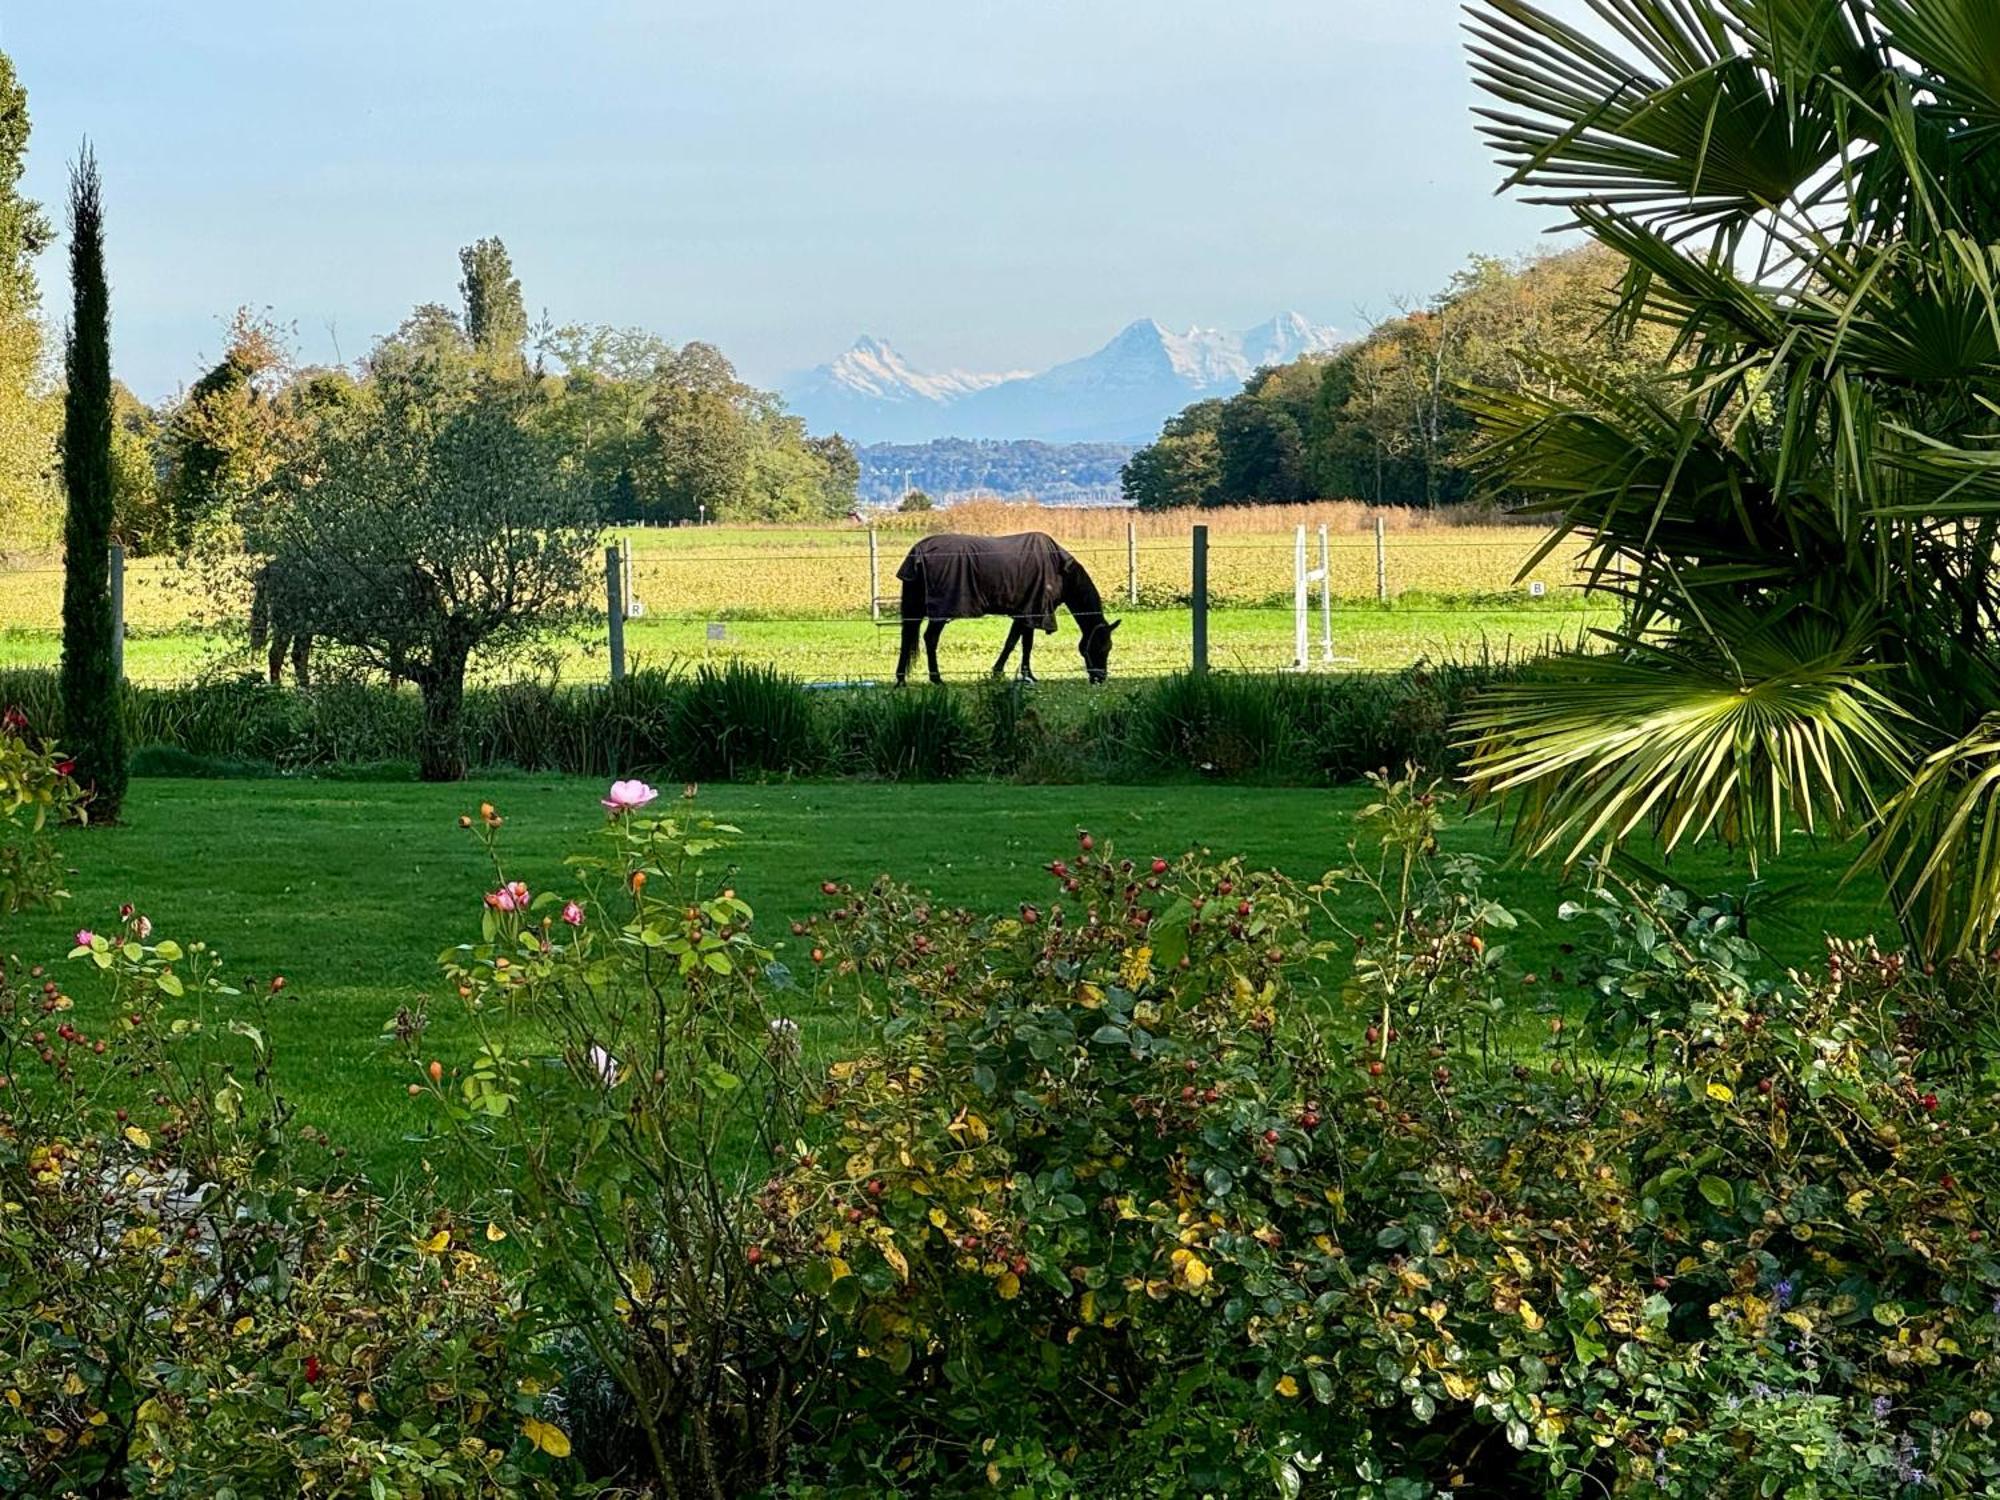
left=404, top=786, right=827, bottom=1494
left=833, top=685, right=976, bottom=780
left=1126, top=670, right=1300, bottom=776
left=769, top=779, right=2000, bottom=1496
left=670, top=661, right=825, bottom=780
left=0, top=709, right=81, bottom=911
left=0, top=915, right=563, bottom=1496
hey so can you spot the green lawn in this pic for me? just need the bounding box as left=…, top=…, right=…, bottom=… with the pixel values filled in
left=3, top=777, right=1884, bottom=1180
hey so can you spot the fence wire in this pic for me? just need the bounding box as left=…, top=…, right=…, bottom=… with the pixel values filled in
left=0, top=530, right=1603, bottom=688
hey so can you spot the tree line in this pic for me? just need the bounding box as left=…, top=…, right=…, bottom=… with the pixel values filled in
left=104, top=242, right=860, bottom=556
left=1121, top=245, right=1671, bottom=511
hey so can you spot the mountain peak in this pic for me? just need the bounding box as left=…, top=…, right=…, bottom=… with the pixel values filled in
left=784, top=312, right=1339, bottom=444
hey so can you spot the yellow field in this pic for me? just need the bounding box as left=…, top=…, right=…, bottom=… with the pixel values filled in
left=0, top=506, right=1582, bottom=637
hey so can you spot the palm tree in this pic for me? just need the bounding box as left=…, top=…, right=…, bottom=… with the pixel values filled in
left=1457, top=0, right=2000, bottom=957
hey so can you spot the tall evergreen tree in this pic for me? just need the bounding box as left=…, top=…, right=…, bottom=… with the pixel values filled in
left=58, top=148, right=125, bottom=821
left=457, top=236, right=527, bottom=365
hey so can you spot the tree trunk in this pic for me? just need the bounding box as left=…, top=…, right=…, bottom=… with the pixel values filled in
left=417, top=651, right=470, bottom=782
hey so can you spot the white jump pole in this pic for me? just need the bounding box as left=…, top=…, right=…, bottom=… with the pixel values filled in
left=1318, top=523, right=1333, bottom=664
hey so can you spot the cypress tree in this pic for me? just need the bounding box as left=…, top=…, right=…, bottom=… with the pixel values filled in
left=58, top=148, right=125, bottom=821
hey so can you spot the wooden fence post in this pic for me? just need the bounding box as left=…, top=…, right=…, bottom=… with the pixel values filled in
left=1127, top=519, right=1138, bottom=606
left=108, top=542, right=125, bottom=680
left=1374, top=516, right=1388, bottom=603
left=869, top=527, right=881, bottom=622
left=605, top=546, right=626, bottom=683
left=1191, top=524, right=1209, bottom=674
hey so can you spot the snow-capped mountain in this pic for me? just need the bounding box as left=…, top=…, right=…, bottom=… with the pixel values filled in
left=783, top=314, right=1341, bottom=445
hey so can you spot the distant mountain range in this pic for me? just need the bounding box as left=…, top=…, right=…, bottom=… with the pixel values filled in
left=784, top=313, right=1342, bottom=445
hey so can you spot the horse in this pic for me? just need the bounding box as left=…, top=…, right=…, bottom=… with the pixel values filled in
left=248, top=558, right=314, bottom=687
left=894, top=532, right=1120, bottom=685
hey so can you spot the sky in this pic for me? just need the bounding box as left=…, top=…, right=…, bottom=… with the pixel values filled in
left=5, top=0, right=1580, bottom=403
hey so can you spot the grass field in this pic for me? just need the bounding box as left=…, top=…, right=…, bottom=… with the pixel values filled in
left=0, top=510, right=1608, bottom=685
left=5, top=777, right=1885, bottom=1182
left=0, top=598, right=1612, bottom=686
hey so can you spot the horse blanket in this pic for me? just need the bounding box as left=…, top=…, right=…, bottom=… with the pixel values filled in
left=897, top=532, right=1076, bottom=633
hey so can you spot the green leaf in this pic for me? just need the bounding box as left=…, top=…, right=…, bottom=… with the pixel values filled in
left=1697, top=1175, right=1734, bottom=1209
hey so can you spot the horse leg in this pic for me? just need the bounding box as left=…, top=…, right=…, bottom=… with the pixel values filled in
left=1018, top=627, right=1036, bottom=683
left=268, top=632, right=285, bottom=686
left=992, top=620, right=1023, bottom=678
left=924, top=620, right=946, bottom=684
left=294, top=633, right=312, bottom=689
left=895, top=577, right=922, bottom=685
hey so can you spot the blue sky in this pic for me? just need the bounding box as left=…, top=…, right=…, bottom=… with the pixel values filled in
left=6, top=1, right=1577, bottom=402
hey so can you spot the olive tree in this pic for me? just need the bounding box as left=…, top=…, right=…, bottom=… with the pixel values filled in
left=265, top=374, right=599, bottom=780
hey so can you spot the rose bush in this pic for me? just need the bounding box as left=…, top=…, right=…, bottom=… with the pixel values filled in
left=0, top=705, right=80, bottom=913
left=406, top=788, right=828, bottom=1497
left=0, top=909, right=565, bottom=1497
left=768, top=777, right=2000, bottom=1498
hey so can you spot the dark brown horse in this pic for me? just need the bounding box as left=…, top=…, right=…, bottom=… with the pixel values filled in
left=894, top=532, right=1119, bottom=685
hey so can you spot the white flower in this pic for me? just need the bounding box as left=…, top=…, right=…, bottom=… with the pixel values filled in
left=588, top=1044, right=620, bottom=1086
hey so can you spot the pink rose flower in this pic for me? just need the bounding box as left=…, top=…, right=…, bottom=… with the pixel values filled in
left=74, top=929, right=96, bottom=948
left=484, top=880, right=531, bottom=913
left=562, top=900, right=585, bottom=927
left=602, top=779, right=660, bottom=814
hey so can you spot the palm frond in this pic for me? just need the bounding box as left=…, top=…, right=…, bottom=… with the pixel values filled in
left=1868, top=713, right=2000, bottom=956
left=1466, top=0, right=1844, bottom=241
left=1460, top=615, right=1908, bottom=869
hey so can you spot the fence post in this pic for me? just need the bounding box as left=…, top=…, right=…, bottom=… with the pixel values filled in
left=868, top=527, right=881, bottom=622
left=108, top=542, right=125, bottom=680
left=1127, top=519, right=1138, bottom=607
left=605, top=546, right=626, bottom=683
left=1292, top=524, right=1308, bottom=670
left=1191, top=524, right=1209, bottom=674
left=1374, top=515, right=1388, bottom=603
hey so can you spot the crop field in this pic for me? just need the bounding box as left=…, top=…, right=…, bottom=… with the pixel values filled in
left=0, top=506, right=1605, bottom=684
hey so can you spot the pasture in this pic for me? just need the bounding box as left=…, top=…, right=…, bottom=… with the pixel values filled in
left=0, top=508, right=1610, bottom=685
left=8, top=775, right=1882, bottom=1182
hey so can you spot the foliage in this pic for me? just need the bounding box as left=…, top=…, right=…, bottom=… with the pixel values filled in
left=459, top=236, right=528, bottom=369
left=57, top=150, right=127, bottom=824
left=1456, top=0, right=2000, bottom=958
left=896, top=488, right=933, bottom=513
left=0, top=44, right=56, bottom=555
left=0, top=708, right=79, bottom=910
left=1124, top=247, right=1663, bottom=510
left=263, top=365, right=602, bottom=781
left=407, top=792, right=826, bottom=1494
left=772, top=779, right=2000, bottom=1496
left=152, top=309, right=295, bottom=554
left=0, top=662, right=1513, bottom=786
left=0, top=911, right=566, bottom=1496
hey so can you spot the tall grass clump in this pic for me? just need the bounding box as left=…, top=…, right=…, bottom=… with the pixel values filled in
left=1124, top=672, right=1299, bottom=777
left=834, top=686, right=975, bottom=781
left=669, top=662, right=823, bottom=780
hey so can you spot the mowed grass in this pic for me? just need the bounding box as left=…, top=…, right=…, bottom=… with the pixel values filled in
left=5, top=778, right=1886, bottom=1181
left=0, top=600, right=1613, bottom=687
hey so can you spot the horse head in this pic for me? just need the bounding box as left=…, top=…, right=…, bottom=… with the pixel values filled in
left=1079, top=617, right=1120, bottom=683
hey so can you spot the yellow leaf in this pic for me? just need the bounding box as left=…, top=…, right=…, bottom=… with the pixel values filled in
left=1705, top=1082, right=1734, bottom=1103
left=123, top=1126, right=152, bottom=1150
left=997, top=1272, right=1021, bottom=1300
left=134, top=1397, right=162, bottom=1422
left=1276, top=1375, right=1300, bottom=1399
left=1079, top=1290, right=1096, bottom=1324
left=485, top=1223, right=507, bottom=1242
left=232, top=1316, right=255, bottom=1337
left=1170, top=1248, right=1211, bottom=1290
left=928, top=1207, right=949, bottom=1229
left=828, top=1257, right=851, bottom=1282
left=1441, top=1371, right=1478, bottom=1401
left=823, top=1228, right=844, bottom=1253
left=522, top=1416, right=572, bottom=1459
left=881, top=1241, right=910, bottom=1282
left=419, top=1230, right=451, bottom=1254
left=1519, top=1300, right=1543, bottom=1332
left=62, top=1373, right=85, bottom=1396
